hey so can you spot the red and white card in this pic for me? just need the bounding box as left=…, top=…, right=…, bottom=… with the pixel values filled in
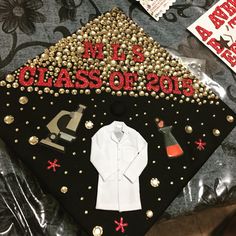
left=139, top=0, right=176, bottom=22
left=188, top=0, right=236, bottom=73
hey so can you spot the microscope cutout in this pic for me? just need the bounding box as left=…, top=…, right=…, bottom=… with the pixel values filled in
left=155, top=118, right=184, bottom=158
left=40, top=104, right=86, bottom=152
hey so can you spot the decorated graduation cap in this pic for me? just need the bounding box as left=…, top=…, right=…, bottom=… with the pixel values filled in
left=0, top=7, right=235, bottom=236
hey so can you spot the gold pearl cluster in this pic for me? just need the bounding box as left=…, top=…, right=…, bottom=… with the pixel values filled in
left=93, top=226, right=103, bottom=236
left=0, top=8, right=219, bottom=105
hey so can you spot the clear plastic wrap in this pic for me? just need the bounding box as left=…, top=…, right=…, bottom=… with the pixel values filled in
left=0, top=140, right=80, bottom=236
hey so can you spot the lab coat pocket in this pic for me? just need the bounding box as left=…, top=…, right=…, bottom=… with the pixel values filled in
left=123, top=146, right=137, bottom=163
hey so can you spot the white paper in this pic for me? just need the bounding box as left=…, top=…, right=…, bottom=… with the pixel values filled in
left=140, top=0, right=176, bottom=22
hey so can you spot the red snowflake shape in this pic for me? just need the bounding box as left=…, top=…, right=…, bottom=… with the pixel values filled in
left=114, top=217, right=128, bottom=233
left=47, top=159, right=61, bottom=172
left=195, top=139, right=206, bottom=151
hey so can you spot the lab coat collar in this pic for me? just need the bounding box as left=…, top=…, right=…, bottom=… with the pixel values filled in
left=110, top=121, right=129, bottom=143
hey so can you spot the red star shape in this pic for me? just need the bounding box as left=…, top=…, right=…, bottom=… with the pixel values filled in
left=47, top=159, right=61, bottom=172
left=195, top=139, right=206, bottom=151
left=114, top=217, right=128, bottom=233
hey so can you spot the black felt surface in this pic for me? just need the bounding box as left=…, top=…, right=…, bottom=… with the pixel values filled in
left=0, top=85, right=235, bottom=236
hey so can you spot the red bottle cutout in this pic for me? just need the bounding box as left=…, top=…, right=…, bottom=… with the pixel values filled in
left=155, top=118, right=184, bottom=158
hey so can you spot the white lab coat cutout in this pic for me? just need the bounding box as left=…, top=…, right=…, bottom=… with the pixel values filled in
left=90, top=121, right=148, bottom=212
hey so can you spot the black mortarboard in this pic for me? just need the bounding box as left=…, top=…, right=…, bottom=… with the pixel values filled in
left=0, top=8, right=235, bottom=236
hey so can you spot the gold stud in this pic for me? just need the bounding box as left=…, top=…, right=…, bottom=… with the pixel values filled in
left=41, top=53, right=49, bottom=61
left=226, top=115, right=234, bottom=123
left=19, top=96, right=28, bottom=105
left=150, top=178, right=160, bottom=188
left=60, top=186, right=68, bottom=194
left=93, top=226, right=103, bottom=236
left=28, top=136, right=39, bottom=145
left=185, top=125, right=193, bottom=134
left=146, top=210, right=153, bottom=218
left=85, top=120, right=94, bottom=129
left=4, top=115, right=14, bottom=124
left=0, top=80, right=6, bottom=86
left=213, top=129, right=220, bottom=136
left=6, top=74, right=15, bottom=82
left=95, top=89, right=101, bottom=94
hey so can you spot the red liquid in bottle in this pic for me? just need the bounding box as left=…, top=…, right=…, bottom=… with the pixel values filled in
left=155, top=118, right=184, bottom=158
left=166, top=144, right=183, bottom=158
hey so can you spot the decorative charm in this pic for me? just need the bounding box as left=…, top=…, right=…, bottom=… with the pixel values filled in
left=28, top=136, right=39, bottom=145
left=155, top=118, right=184, bottom=158
left=60, top=186, right=68, bottom=194
left=114, top=217, right=128, bottom=233
left=185, top=125, right=193, bottom=134
left=19, top=96, right=29, bottom=105
left=91, top=121, right=147, bottom=212
left=4, top=115, right=14, bottom=124
left=47, top=159, right=61, bottom=172
left=5, top=74, right=15, bottom=82
left=40, top=104, right=86, bottom=152
left=195, top=139, right=206, bottom=150
left=150, top=178, right=160, bottom=188
left=146, top=210, right=153, bottom=218
left=93, top=226, right=103, bottom=236
left=226, top=115, right=234, bottom=123
left=213, top=129, right=220, bottom=137
left=85, top=120, right=94, bottom=129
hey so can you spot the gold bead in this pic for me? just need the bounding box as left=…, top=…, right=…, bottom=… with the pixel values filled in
left=41, top=53, right=49, bottom=61
left=105, top=87, right=111, bottom=93
left=19, top=96, right=28, bottom=105
left=72, top=89, right=78, bottom=95
left=110, top=60, right=117, bottom=66
left=85, top=89, right=91, bottom=95
left=95, top=89, right=101, bottom=94
left=185, top=125, right=193, bottom=134
left=78, top=46, right=84, bottom=53
left=6, top=74, right=15, bottom=82
left=85, top=120, right=94, bottom=129
left=144, top=51, right=150, bottom=57
left=92, top=226, right=103, bottom=236
left=67, top=62, right=73, bottom=68
left=4, top=115, right=14, bottom=124
left=213, top=129, right=220, bottom=136
left=150, top=178, right=160, bottom=187
left=12, top=82, right=19, bottom=88
left=27, top=86, right=33, bottom=92
left=59, top=88, right=65, bottom=94
left=28, top=136, right=39, bottom=145
left=44, top=87, right=50, bottom=93
left=0, top=80, right=6, bottom=86
left=139, top=91, right=145, bottom=96
left=60, top=186, right=68, bottom=194
left=146, top=210, right=153, bottom=218
left=226, top=115, right=234, bottom=123
left=117, top=91, right=122, bottom=96
left=159, top=92, right=165, bottom=98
